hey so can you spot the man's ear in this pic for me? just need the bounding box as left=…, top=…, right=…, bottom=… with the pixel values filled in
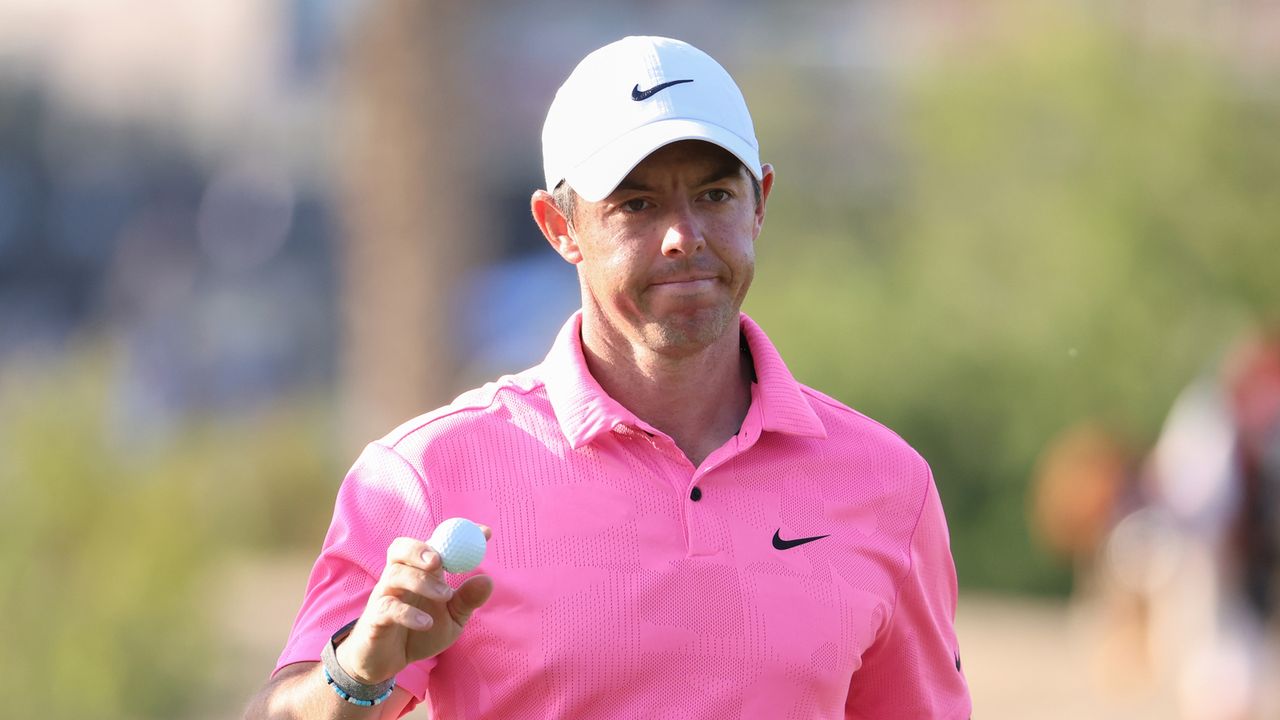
left=754, top=163, right=775, bottom=233
left=531, top=190, right=582, bottom=264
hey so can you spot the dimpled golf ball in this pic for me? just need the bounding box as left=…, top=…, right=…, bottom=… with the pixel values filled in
left=427, top=518, right=487, bottom=573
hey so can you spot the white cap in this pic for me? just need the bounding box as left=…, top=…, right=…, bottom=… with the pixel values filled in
left=541, top=36, right=761, bottom=202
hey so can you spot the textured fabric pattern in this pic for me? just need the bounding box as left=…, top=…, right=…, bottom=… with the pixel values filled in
left=276, top=311, right=971, bottom=719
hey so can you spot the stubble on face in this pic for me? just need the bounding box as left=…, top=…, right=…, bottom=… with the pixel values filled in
left=573, top=142, right=760, bottom=360
left=633, top=268, right=750, bottom=356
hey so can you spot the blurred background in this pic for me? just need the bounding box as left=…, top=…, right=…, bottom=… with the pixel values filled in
left=2, top=0, right=1278, bottom=718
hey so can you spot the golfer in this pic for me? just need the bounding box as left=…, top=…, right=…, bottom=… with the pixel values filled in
left=245, top=35, right=971, bottom=719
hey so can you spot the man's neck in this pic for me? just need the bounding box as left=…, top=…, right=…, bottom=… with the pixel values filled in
left=581, top=317, right=753, bottom=468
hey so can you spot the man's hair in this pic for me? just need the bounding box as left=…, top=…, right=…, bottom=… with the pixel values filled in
left=552, top=180, right=578, bottom=229
left=553, top=168, right=762, bottom=229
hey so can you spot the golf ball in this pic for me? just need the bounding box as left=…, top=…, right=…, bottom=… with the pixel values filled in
left=427, top=517, right=487, bottom=573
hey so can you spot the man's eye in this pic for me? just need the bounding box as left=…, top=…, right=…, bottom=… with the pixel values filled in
left=622, top=198, right=650, bottom=213
left=705, top=189, right=730, bottom=202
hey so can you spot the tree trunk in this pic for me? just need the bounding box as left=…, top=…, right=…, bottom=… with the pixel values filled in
left=335, top=0, right=481, bottom=449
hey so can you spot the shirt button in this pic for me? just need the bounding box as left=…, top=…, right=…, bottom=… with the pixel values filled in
left=690, top=487, right=702, bottom=502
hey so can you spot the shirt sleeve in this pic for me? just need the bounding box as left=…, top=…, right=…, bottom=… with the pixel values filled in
left=845, top=472, right=972, bottom=719
left=273, top=441, right=438, bottom=710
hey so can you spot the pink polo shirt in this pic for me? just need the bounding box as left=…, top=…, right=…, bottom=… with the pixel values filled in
left=277, top=312, right=971, bottom=719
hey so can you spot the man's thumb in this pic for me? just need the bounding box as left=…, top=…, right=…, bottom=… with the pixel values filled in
left=448, top=575, right=494, bottom=626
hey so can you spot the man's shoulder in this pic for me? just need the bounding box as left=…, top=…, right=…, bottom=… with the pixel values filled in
left=797, top=383, right=928, bottom=470
left=377, top=370, right=551, bottom=451
left=794, top=385, right=939, bottom=546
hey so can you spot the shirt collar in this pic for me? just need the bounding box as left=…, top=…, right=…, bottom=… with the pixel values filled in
left=541, top=311, right=827, bottom=449
left=739, top=313, right=828, bottom=439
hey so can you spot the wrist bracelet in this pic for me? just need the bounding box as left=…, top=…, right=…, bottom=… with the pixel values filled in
left=320, top=619, right=396, bottom=707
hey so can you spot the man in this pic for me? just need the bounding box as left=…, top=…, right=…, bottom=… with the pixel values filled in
left=246, top=36, right=971, bottom=719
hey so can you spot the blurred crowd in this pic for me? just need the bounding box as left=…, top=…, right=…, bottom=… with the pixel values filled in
left=1033, top=327, right=1280, bottom=719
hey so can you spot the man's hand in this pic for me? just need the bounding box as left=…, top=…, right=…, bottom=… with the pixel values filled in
left=334, top=529, right=494, bottom=685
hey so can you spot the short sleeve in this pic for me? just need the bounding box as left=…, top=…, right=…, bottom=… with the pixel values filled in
left=845, top=473, right=971, bottom=719
left=273, top=442, right=438, bottom=708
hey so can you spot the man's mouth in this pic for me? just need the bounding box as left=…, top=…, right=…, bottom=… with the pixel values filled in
left=652, top=273, right=719, bottom=286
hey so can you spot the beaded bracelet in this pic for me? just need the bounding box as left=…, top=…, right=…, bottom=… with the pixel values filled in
left=320, top=619, right=397, bottom=707
left=322, top=665, right=395, bottom=707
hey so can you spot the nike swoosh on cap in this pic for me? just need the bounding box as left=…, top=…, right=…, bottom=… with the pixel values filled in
left=772, top=529, right=830, bottom=550
left=631, top=79, right=694, bottom=101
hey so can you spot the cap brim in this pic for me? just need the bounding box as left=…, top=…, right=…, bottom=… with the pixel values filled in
left=563, top=119, right=762, bottom=202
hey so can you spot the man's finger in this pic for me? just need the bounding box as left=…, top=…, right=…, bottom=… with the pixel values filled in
left=447, top=574, right=494, bottom=627
left=379, top=562, right=455, bottom=603
left=367, top=593, right=434, bottom=632
left=386, top=536, right=442, bottom=573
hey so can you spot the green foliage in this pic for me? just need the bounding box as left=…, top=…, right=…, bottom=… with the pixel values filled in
left=747, top=1, right=1280, bottom=594
left=167, top=399, right=345, bottom=553
left=0, top=344, right=342, bottom=719
left=0, top=349, right=206, bottom=718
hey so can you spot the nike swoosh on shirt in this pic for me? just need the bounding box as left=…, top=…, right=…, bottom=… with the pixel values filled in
left=631, top=79, right=694, bottom=101
left=772, top=529, right=830, bottom=550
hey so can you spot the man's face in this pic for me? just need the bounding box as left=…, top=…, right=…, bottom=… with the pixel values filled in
left=559, top=141, right=772, bottom=357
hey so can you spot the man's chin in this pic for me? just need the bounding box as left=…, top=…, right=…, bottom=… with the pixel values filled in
left=641, top=306, right=737, bottom=355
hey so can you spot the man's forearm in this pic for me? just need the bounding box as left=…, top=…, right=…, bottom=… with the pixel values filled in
left=242, top=662, right=409, bottom=720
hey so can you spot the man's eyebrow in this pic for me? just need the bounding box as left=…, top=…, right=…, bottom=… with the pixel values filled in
left=693, top=159, right=746, bottom=187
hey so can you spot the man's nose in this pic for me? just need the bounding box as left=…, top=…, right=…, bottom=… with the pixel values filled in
left=661, top=203, right=706, bottom=257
